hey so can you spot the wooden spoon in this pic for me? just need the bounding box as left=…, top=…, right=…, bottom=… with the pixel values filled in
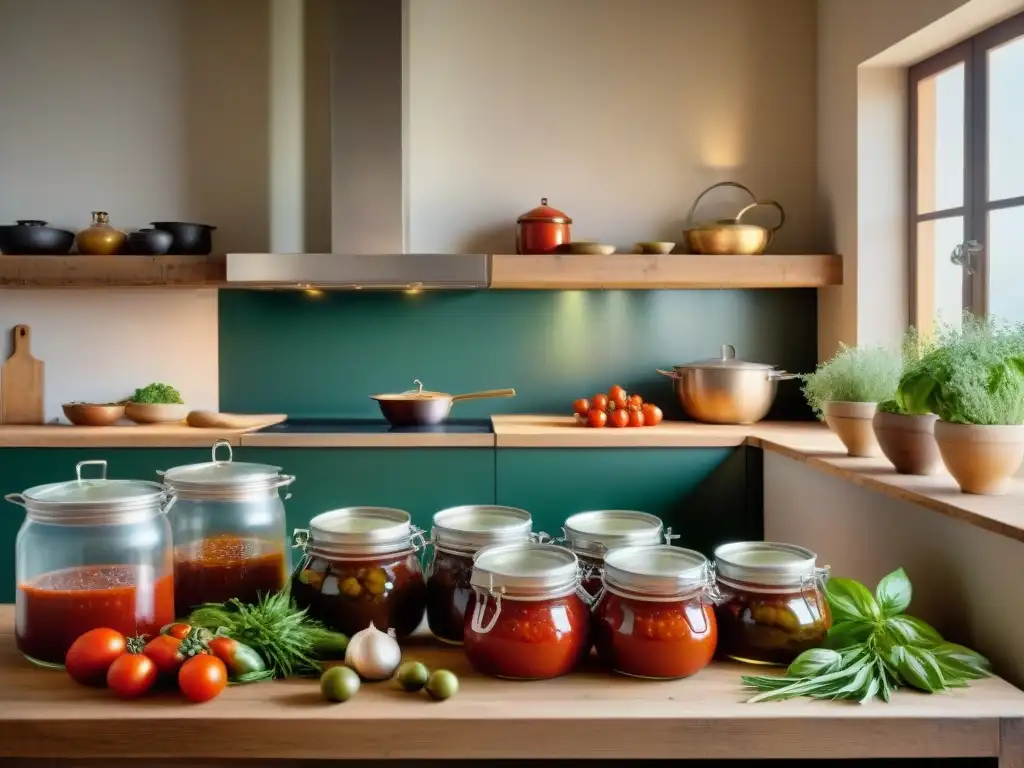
left=186, top=411, right=287, bottom=430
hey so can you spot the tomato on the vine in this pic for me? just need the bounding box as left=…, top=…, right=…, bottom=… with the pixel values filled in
left=178, top=655, right=227, bottom=703
left=609, top=409, right=629, bottom=428
left=65, top=628, right=127, bottom=687
left=641, top=403, right=663, bottom=426
left=627, top=409, right=645, bottom=428
left=144, top=630, right=208, bottom=677
left=592, top=393, right=609, bottom=412
left=608, top=385, right=628, bottom=409
left=161, top=622, right=193, bottom=640
left=587, top=409, right=608, bottom=428
left=107, top=638, right=157, bottom=699
left=629, top=394, right=644, bottom=409
left=572, top=398, right=590, bottom=416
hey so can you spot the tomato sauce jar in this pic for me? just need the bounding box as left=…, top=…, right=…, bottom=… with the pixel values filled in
left=592, top=545, right=717, bottom=679
left=713, top=541, right=831, bottom=666
left=426, top=505, right=533, bottom=645
left=464, top=542, right=590, bottom=680
left=562, top=510, right=669, bottom=598
left=161, top=440, right=294, bottom=616
left=6, top=460, right=175, bottom=668
left=291, top=507, right=427, bottom=638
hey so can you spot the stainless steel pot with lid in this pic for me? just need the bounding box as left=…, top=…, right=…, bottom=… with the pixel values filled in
left=160, top=439, right=294, bottom=501
left=657, top=344, right=797, bottom=425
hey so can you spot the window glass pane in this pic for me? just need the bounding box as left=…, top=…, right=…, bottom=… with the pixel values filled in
left=917, top=217, right=964, bottom=326
left=988, top=32, right=1024, bottom=201
left=988, top=206, right=1024, bottom=323
left=916, top=63, right=965, bottom=213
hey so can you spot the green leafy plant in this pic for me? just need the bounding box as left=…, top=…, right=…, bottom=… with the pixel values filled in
left=131, top=382, right=184, bottom=404
left=897, top=313, right=1024, bottom=425
left=886, top=326, right=939, bottom=416
left=801, top=344, right=902, bottom=420
left=742, top=568, right=991, bottom=703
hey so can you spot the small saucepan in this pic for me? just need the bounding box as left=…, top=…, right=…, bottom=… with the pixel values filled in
left=371, top=380, right=517, bottom=427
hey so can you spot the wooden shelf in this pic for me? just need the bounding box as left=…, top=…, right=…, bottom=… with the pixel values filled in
left=490, top=252, right=842, bottom=289
left=0, top=255, right=225, bottom=288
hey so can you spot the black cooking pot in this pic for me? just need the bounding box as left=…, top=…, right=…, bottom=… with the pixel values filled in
left=0, top=220, right=75, bottom=255
left=126, top=228, right=174, bottom=255
left=150, top=221, right=216, bottom=255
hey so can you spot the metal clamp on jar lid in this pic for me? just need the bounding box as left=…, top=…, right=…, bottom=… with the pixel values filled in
left=295, top=506, right=426, bottom=558
left=562, top=510, right=670, bottom=558
left=160, top=439, right=295, bottom=501
left=603, top=545, right=713, bottom=601
left=713, top=541, right=828, bottom=590
left=431, top=504, right=532, bottom=554
left=5, top=460, right=167, bottom=525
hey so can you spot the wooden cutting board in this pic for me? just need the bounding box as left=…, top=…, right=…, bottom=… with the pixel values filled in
left=186, top=411, right=287, bottom=430
left=0, top=325, right=44, bottom=425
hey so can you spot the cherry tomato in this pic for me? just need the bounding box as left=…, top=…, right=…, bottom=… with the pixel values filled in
left=592, top=393, right=609, bottom=412
left=65, top=628, right=127, bottom=687
left=641, top=403, right=664, bottom=426
left=629, top=394, right=644, bottom=409
left=587, top=409, right=608, bottom=428
left=627, top=409, right=645, bottom=428
left=572, top=398, right=590, bottom=416
left=161, top=623, right=193, bottom=640
left=107, top=652, right=158, bottom=699
left=144, top=634, right=186, bottom=677
left=610, top=409, right=629, bottom=428
left=178, top=655, right=227, bottom=703
left=608, top=385, right=628, bottom=409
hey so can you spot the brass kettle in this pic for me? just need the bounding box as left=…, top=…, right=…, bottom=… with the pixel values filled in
left=683, top=181, right=785, bottom=255
left=76, top=211, right=126, bottom=255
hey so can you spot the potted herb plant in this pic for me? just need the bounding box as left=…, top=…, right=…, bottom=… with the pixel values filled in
left=802, top=344, right=902, bottom=457
left=124, top=382, right=188, bottom=424
left=898, top=314, right=1024, bottom=495
left=872, top=327, right=941, bottom=475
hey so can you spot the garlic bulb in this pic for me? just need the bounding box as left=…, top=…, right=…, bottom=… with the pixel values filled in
left=344, top=622, right=402, bottom=680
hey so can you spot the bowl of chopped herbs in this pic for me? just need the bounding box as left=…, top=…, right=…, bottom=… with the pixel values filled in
left=125, top=382, right=188, bottom=424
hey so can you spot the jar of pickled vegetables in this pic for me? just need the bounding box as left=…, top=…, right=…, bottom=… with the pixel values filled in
left=426, top=504, right=532, bottom=644
left=562, top=510, right=669, bottom=597
left=160, top=440, right=294, bottom=616
left=464, top=542, right=590, bottom=679
left=713, top=541, right=830, bottom=665
left=592, top=545, right=717, bottom=679
left=291, top=507, right=427, bottom=637
left=6, top=460, right=175, bottom=668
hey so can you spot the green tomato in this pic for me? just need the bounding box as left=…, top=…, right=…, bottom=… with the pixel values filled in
left=396, top=661, right=430, bottom=692
left=425, top=669, right=459, bottom=701
left=320, top=665, right=361, bottom=702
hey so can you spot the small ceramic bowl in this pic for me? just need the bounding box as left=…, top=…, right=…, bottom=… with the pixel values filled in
left=567, top=241, right=616, bottom=256
left=62, top=402, right=126, bottom=427
left=635, top=241, right=676, bottom=255
left=124, top=402, right=189, bottom=424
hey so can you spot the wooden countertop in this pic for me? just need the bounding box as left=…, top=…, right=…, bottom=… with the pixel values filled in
left=0, top=423, right=251, bottom=448
left=0, top=607, right=1021, bottom=762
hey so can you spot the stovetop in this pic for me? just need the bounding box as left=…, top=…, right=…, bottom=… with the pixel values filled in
left=256, top=418, right=494, bottom=434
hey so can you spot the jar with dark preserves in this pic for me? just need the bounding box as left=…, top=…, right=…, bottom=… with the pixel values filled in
left=426, top=505, right=532, bottom=644
left=562, top=510, right=668, bottom=598
left=161, top=440, right=293, bottom=616
left=6, top=460, right=175, bottom=668
left=593, top=545, right=717, bottom=679
left=713, top=541, right=831, bottom=665
left=464, top=543, right=590, bottom=679
left=291, top=507, right=427, bottom=638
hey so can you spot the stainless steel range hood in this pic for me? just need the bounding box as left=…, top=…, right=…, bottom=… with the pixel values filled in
left=226, top=0, right=489, bottom=290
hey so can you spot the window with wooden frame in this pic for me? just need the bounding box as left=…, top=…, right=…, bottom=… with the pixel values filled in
left=910, top=12, right=1024, bottom=329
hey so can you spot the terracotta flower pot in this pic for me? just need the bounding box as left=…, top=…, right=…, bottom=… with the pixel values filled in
left=872, top=411, right=940, bottom=475
left=824, top=401, right=880, bottom=457
left=933, top=421, right=1024, bottom=495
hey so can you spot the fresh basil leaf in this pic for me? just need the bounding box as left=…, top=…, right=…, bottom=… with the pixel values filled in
left=932, top=643, right=992, bottom=680
left=787, top=648, right=842, bottom=678
left=859, top=673, right=882, bottom=704
left=827, top=577, right=881, bottom=623
left=827, top=620, right=874, bottom=649
left=875, top=568, right=912, bottom=618
left=894, top=646, right=945, bottom=692
left=746, top=654, right=871, bottom=703
left=876, top=656, right=893, bottom=702
left=884, top=615, right=944, bottom=648
left=829, top=662, right=874, bottom=699
left=741, top=675, right=798, bottom=692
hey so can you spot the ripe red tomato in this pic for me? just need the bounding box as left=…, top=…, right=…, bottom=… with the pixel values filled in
left=65, top=628, right=127, bottom=686
left=107, top=653, right=158, bottom=699
left=178, top=655, right=227, bottom=703
left=641, top=403, right=664, bottom=426
left=627, top=409, right=645, bottom=428
left=629, top=394, right=644, bottom=409
left=587, top=409, right=608, bottom=428
left=609, top=409, right=629, bottom=428
left=592, top=393, right=609, bottom=412
left=608, top=385, right=628, bottom=409
left=572, top=398, right=591, bottom=416
left=144, top=634, right=188, bottom=677
left=161, top=623, right=193, bottom=640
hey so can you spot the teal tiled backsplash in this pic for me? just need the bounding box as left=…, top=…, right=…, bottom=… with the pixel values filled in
left=219, top=289, right=817, bottom=419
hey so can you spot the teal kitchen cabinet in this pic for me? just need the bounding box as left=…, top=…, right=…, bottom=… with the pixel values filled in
left=495, top=447, right=758, bottom=557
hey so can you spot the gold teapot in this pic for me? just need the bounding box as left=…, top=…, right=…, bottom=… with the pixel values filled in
left=683, top=181, right=785, bottom=255
left=76, top=211, right=126, bottom=255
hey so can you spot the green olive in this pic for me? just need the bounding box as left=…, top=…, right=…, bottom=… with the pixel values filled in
left=320, top=665, right=361, bottom=702
left=425, top=669, right=459, bottom=701
left=396, top=661, right=430, bottom=692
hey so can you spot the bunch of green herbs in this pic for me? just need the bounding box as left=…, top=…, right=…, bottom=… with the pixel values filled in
left=801, top=344, right=902, bottom=420
left=897, top=313, right=1024, bottom=425
left=878, top=326, right=938, bottom=416
left=742, top=568, right=990, bottom=703
left=131, top=381, right=184, bottom=404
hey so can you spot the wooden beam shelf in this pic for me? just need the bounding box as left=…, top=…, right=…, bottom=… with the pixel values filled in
left=0, top=255, right=225, bottom=288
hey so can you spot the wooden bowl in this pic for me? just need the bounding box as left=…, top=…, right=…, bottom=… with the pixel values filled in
left=635, top=241, right=676, bottom=255
left=62, top=403, right=126, bottom=427
left=567, top=241, right=616, bottom=255
left=124, top=402, right=188, bottom=424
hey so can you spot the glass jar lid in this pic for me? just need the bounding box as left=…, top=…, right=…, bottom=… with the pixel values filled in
left=5, top=460, right=165, bottom=525
left=432, top=504, right=532, bottom=553
left=714, top=541, right=818, bottom=587
left=302, top=506, right=420, bottom=557
left=562, top=510, right=664, bottom=558
left=471, top=542, right=578, bottom=598
left=161, top=440, right=293, bottom=500
left=603, top=545, right=710, bottom=598
left=674, top=344, right=776, bottom=371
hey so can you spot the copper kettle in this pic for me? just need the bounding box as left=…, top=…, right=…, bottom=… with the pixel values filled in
left=683, top=182, right=785, bottom=255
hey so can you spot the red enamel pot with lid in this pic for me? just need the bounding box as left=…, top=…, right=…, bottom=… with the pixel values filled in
left=516, top=198, right=572, bottom=254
